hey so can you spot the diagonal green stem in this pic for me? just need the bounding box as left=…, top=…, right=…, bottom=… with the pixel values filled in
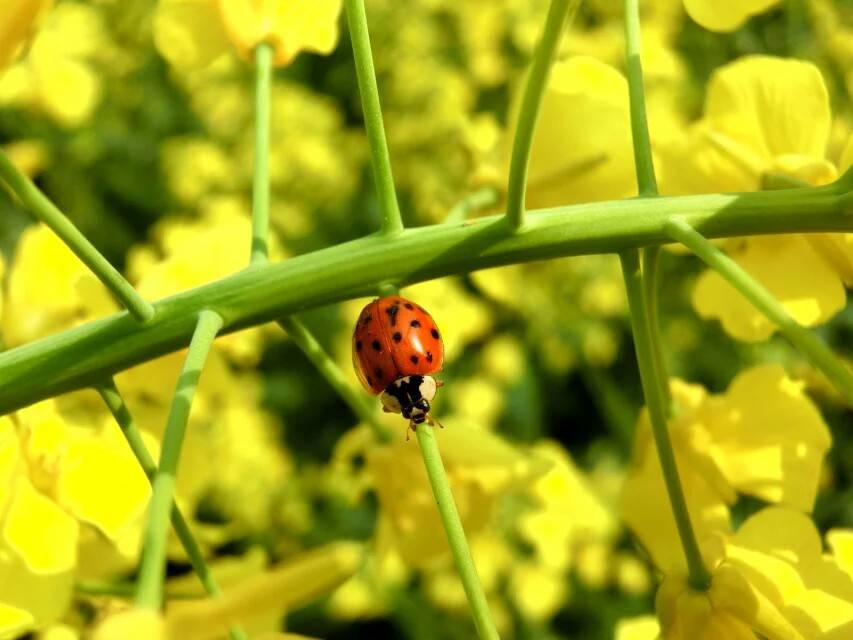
left=620, top=251, right=712, bottom=590
left=135, top=309, right=223, bottom=610
left=0, top=151, right=154, bottom=322
left=96, top=379, right=247, bottom=640
left=344, top=0, right=403, bottom=235
left=277, top=316, right=390, bottom=442
left=416, top=426, right=500, bottom=639
left=251, top=42, right=273, bottom=264
left=665, top=218, right=853, bottom=405
left=505, top=0, right=576, bottom=231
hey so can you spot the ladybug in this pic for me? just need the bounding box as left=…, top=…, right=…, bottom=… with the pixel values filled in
left=352, top=295, right=445, bottom=439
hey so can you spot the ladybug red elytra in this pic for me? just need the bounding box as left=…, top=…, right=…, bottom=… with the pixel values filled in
left=352, top=295, right=445, bottom=439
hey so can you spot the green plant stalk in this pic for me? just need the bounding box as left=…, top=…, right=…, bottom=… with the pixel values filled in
left=0, top=180, right=850, bottom=415
left=666, top=217, right=853, bottom=405
left=416, top=426, right=500, bottom=640
left=135, top=310, right=223, bottom=610
left=251, top=42, right=273, bottom=264
left=504, top=0, right=575, bottom=231
left=620, top=251, right=712, bottom=590
left=96, top=380, right=248, bottom=640
left=344, top=0, right=403, bottom=235
left=277, top=317, right=390, bottom=441
left=0, top=151, right=154, bottom=322
left=642, top=246, right=671, bottom=410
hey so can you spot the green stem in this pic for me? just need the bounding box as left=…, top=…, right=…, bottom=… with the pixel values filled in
left=505, top=0, right=575, bottom=231
left=344, top=0, right=403, bottom=235
left=277, top=317, right=390, bottom=442
left=642, top=246, right=670, bottom=410
left=620, top=250, right=712, bottom=590
left=135, top=309, right=223, bottom=610
left=0, top=180, right=850, bottom=415
left=251, top=42, right=273, bottom=265
left=665, top=217, right=853, bottom=405
left=623, top=0, right=657, bottom=197
left=96, top=379, right=247, bottom=640
left=415, top=426, right=500, bottom=640
left=0, top=151, right=154, bottom=322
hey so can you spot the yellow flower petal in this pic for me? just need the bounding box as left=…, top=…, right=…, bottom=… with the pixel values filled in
left=522, top=56, right=636, bottom=206
left=692, top=235, right=845, bottom=341
left=0, top=0, right=53, bottom=69
left=93, top=609, right=166, bottom=640
left=684, top=0, right=780, bottom=32
left=153, top=0, right=231, bottom=70
left=216, top=0, right=343, bottom=66
left=0, top=602, right=34, bottom=639
left=614, top=615, right=660, bottom=640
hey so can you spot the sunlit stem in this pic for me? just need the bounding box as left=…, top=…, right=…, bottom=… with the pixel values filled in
left=345, top=0, right=404, bottom=235
left=620, top=250, right=712, bottom=590
left=135, top=309, right=223, bottom=610
left=0, top=151, right=154, bottom=322
left=504, top=0, right=576, bottom=231
left=277, top=316, right=390, bottom=442
left=251, top=42, right=274, bottom=264
left=416, top=426, right=500, bottom=639
left=97, top=379, right=247, bottom=640
left=665, top=218, right=853, bottom=405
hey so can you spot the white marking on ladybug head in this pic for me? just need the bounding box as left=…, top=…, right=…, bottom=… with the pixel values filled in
left=380, top=389, right=402, bottom=414
left=418, top=376, right=437, bottom=403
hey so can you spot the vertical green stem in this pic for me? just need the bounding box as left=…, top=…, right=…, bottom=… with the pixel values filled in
left=135, top=309, right=223, bottom=610
left=97, top=379, right=247, bottom=640
left=620, top=251, right=711, bottom=590
left=251, top=43, right=274, bottom=264
left=344, top=0, right=404, bottom=235
left=623, top=0, right=657, bottom=197
left=416, top=426, right=500, bottom=640
left=505, top=0, right=576, bottom=231
left=642, top=246, right=671, bottom=409
left=0, top=151, right=154, bottom=322
left=277, top=317, right=390, bottom=442
left=665, top=218, right=853, bottom=405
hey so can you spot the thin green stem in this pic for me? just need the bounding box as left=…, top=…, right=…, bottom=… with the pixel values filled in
left=0, top=151, right=154, bottom=322
left=642, top=246, right=670, bottom=410
left=623, top=0, right=658, bottom=197
left=135, top=310, right=224, bottom=610
left=620, top=250, right=712, bottom=590
left=344, top=0, right=403, bottom=235
left=416, top=426, right=500, bottom=640
left=251, top=42, right=273, bottom=265
left=665, top=218, right=853, bottom=405
left=277, top=317, right=390, bottom=442
left=96, top=379, right=247, bottom=640
left=505, top=0, right=576, bottom=231
left=0, top=179, right=850, bottom=415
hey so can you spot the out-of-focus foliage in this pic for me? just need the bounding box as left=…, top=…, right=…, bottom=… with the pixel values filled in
left=0, top=0, right=851, bottom=639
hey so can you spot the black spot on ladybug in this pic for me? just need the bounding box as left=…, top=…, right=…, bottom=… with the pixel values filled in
left=366, top=375, right=373, bottom=386
left=361, top=313, right=372, bottom=326
left=404, top=302, right=414, bottom=310
left=371, top=340, right=381, bottom=351
left=410, top=319, right=421, bottom=328
left=410, top=355, right=419, bottom=364
left=430, top=328, right=440, bottom=339
left=392, top=332, right=402, bottom=343
left=374, top=367, right=383, bottom=379
left=356, top=340, right=363, bottom=351
left=385, top=304, right=399, bottom=326
left=426, top=351, right=433, bottom=363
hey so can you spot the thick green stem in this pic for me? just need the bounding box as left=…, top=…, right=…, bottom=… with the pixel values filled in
left=251, top=42, right=273, bottom=264
left=620, top=251, right=712, bottom=590
left=416, top=426, right=500, bottom=640
left=505, top=0, right=575, bottom=231
left=666, top=218, right=853, bottom=405
left=135, top=310, right=223, bottom=610
left=0, top=151, right=154, bottom=322
left=96, top=379, right=247, bottom=640
left=344, top=0, right=403, bottom=235
left=277, top=317, right=389, bottom=442
left=0, top=180, right=850, bottom=415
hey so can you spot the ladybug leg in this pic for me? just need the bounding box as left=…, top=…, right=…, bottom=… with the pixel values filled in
left=382, top=406, right=393, bottom=413
left=426, top=415, right=444, bottom=429
left=435, top=380, right=445, bottom=388
left=406, top=421, right=418, bottom=441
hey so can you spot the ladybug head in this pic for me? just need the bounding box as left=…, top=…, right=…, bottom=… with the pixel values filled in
left=381, top=375, right=438, bottom=425
left=404, top=397, right=431, bottom=424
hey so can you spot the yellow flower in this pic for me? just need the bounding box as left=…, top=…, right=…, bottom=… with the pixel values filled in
left=659, top=55, right=851, bottom=341
left=683, top=0, right=780, bottom=33
left=615, top=615, right=661, bottom=640
left=0, top=0, right=53, bottom=69
left=622, top=364, right=831, bottom=571
left=515, top=56, right=636, bottom=207
left=92, top=609, right=166, bottom=640
left=154, top=0, right=343, bottom=70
